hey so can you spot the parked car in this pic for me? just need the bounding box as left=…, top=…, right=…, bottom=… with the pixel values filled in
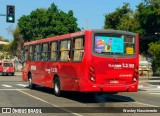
left=139, top=61, right=152, bottom=71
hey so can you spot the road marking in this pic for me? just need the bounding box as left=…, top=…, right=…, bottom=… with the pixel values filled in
left=1, top=84, right=12, bottom=88
left=133, top=101, right=159, bottom=107
left=16, top=84, right=28, bottom=87
left=18, top=90, right=83, bottom=116
left=106, top=96, right=159, bottom=107
left=150, top=93, right=160, bottom=95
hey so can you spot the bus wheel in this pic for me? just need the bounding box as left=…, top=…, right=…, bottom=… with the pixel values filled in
left=28, top=74, right=35, bottom=89
left=11, top=73, right=14, bottom=76
left=54, top=77, right=61, bottom=96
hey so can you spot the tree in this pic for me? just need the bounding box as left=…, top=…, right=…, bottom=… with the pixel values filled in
left=1, top=27, right=24, bottom=59
left=104, top=3, right=142, bottom=33
left=18, top=3, right=80, bottom=41
left=104, top=3, right=131, bottom=29
left=104, top=1, right=160, bottom=54
left=12, top=27, right=24, bottom=58
left=148, top=41, right=160, bottom=75
left=0, top=36, right=10, bottom=60
left=117, top=11, right=141, bottom=33
left=136, top=0, right=160, bottom=35
left=136, top=0, right=160, bottom=54
left=2, top=41, right=15, bottom=58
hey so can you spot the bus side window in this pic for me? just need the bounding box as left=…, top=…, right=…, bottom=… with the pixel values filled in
left=49, top=41, right=58, bottom=61
left=34, top=44, right=41, bottom=61
left=41, top=43, right=49, bottom=61
left=73, top=37, right=84, bottom=61
left=60, top=39, right=71, bottom=61
left=24, top=46, right=29, bottom=61
left=29, top=45, right=34, bottom=61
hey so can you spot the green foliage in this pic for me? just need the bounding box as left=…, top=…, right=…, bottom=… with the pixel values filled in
left=104, top=3, right=141, bottom=33
left=1, top=41, right=16, bottom=59
left=136, top=0, right=160, bottom=54
left=148, top=41, right=160, bottom=74
left=104, top=3, right=131, bottom=29
left=148, top=42, right=160, bottom=60
left=1, top=27, right=24, bottom=59
left=104, top=1, right=160, bottom=55
left=117, top=12, right=141, bottom=33
left=18, top=3, right=80, bottom=41
left=136, top=0, right=160, bottom=34
left=2, top=41, right=17, bottom=55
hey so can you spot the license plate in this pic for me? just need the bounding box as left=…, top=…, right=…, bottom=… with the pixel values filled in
left=110, top=80, right=118, bottom=84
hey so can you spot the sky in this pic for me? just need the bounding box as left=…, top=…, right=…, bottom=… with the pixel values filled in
left=0, top=0, right=142, bottom=40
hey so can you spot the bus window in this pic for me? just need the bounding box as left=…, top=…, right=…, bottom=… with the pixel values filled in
left=49, top=41, right=58, bottom=61
left=24, top=46, right=29, bottom=61
left=124, top=36, right=135, bottom=55
left=41, top=43, right=49, bottom=61
left=34, top=44, right=41, bottom=61
left=60, top=40, right=71, bottom=61
left=73, top=37, right=84, bottom=61
left=94, top=34, right=135, bottom=56
left=29, top=45, right=34, bottom=61
left=4, top=63, right=13, bottom=67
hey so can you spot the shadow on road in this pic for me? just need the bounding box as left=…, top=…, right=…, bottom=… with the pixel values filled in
left=31, top=86, right=135, bottom=104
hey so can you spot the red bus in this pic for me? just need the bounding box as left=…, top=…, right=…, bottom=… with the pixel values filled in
left=0, top=61, right=15, bottom=76
left=22, top=29, right=139, bottom=96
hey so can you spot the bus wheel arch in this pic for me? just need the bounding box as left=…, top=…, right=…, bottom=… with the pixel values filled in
left=28, top=72, right=36, bottom=89
left=53, top=75, right=61, bottom=97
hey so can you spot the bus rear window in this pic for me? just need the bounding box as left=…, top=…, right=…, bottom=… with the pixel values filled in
left=94, top=35, right=135, bottom=55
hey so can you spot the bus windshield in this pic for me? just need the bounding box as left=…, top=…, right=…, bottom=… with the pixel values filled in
left=4, top=63, right=13, bottom=67
left=94, top=34, right=135, bottom=56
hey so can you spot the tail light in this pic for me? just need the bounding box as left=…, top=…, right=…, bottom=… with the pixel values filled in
left=133, top=67, right=139, bottom=82
left=89, top=66, right=96, bottom=82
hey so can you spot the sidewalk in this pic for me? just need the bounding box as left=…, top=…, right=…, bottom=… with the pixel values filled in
left=139, top=75, right=160, bottom=88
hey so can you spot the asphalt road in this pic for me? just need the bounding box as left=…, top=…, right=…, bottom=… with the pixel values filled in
left=0, top=73, right=159, bottom=116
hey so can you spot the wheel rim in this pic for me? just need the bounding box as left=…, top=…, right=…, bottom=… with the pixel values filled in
left=55, top=81, right=59, bottom=94
left=29, top=78, right=32, bottom=87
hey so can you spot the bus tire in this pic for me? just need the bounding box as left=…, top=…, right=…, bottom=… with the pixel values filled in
left=28, top=74, right=36, bottom=89
left=54, top=77, right=61, bottom=97
left=11, top=73, right=14, bottom=76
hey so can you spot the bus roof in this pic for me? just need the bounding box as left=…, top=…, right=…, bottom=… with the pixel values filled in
left=23, top=29, right=137, bottom=46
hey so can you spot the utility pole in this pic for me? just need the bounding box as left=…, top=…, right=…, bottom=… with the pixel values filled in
left=86, top=19, right=88, bottom=29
